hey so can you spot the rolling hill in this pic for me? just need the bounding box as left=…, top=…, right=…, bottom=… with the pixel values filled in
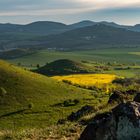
left=20, top=21, right=69, bottom=35
left=0, top=48, right=35, bottom=59
left=1, top=20, right=140, bottom=54
left=37, top=24, right=140, bottom=50
left=35, top=59, right=94, bottom=76
left=0, top=60, right=94, bottom=129
left=0, top=21, right=69, bottom=51
left=0, top=21, right=68, bottom=35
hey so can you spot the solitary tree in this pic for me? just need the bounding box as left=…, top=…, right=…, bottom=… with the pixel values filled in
left=36, top=64, right=40, bottom=69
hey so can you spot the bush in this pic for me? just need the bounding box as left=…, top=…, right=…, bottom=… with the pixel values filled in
left=62, top=80, right=72, bottom=85
left=64, top=100, right=72, bottom=107
left=73, top=99, right=80, bottom=104
left=28, top=103, right=34, bottom=109
left=63, top=99, right=80, bottom=107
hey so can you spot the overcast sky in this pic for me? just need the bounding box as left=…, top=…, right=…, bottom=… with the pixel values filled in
left=0, top=0, right=140, bottom=25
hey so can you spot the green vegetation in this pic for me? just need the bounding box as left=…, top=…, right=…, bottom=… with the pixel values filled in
left=1, top=21, right=140, bottom=139
left=0, top=57, right=139, bottom=139
left=1, top=22, right=140, bottom=53
left=8, top=47, right=140, bottom=78
left=9, top=47, right=140, bottom=65
left=0, top=60, right=109, bottom=131
left=0, top=49, right=35, bottom=59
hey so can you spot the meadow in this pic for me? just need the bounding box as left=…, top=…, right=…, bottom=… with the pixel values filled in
left=8, top=47, right=140, bottom=66
left=7, top=47, right=140, bottom=79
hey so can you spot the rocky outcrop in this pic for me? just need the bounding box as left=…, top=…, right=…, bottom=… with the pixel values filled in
left=68, top=105, right=94, bottom=121
left=79, top=101, right=140, bottom=140
left=108, top=91, right=124, bottom=104
left=134, top=93, right=140, bottom=103
left=108, top=90, right=139, bottom=104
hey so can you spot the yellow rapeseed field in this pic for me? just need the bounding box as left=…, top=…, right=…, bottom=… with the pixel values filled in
left=52, top=74, right=117, bottom=90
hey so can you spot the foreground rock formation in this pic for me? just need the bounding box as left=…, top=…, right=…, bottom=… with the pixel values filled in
left=134, top=93, right=140, bottom=103
left=79, top=101, right=140, bottom=140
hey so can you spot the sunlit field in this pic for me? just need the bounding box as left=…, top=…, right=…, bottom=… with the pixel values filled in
left=52, top=74, right=118, bottom=91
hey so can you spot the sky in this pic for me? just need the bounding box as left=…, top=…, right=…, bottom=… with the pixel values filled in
left=0, top=0, right=140, bottom=25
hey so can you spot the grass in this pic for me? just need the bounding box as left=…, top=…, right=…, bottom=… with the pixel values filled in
left=1, top=47, right=140, bottom=139
left=8, top=47, right=140, bottom=67
left=0, top=60, right=110, bottom=132
left=0, top=122, right=83, bottom=140
left=7, top=47, right=140, bottom=79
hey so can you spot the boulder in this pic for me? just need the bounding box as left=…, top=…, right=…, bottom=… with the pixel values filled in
left=108, top=91, right=123, bottom=104
left=125, top=89, right=138, bottom=95
left=134, top=93, right=140, bottom=103
left=68, top=105, right=94, bottom=121
left=79, top=101, right=140, bottom=140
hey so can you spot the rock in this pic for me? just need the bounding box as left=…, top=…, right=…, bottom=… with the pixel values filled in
left=57, top=119, right=66, bottom=124
left=125, top=89, right=138, bottom=95
left=108, top=91, right=123, bottom=104
left=134, top=93, right=140, bottom=103
left=79, top=101, right=140, bottom=140
left=68, top=105, right=94, bottom=121
left=108, top=89, right=138, bottom=104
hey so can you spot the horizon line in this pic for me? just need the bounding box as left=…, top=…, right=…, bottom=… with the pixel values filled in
left=0, top=19, right=139, bottom=26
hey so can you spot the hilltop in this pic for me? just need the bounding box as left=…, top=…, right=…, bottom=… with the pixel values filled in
left=35, top=59, right=93, bottom=76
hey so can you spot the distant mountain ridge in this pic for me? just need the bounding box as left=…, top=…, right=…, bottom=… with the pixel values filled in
left=69, top=20, right=97, bottom=29
left=0, top=20, right=140, bottom=56
left=36, top=24, right=140, bottom=50
left=0, top=20, right=140, bottom=35
left=0, top=21, right=68, bottom=35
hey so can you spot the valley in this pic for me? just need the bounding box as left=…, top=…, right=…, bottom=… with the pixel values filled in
left=0, top=20, right=140, bottom=139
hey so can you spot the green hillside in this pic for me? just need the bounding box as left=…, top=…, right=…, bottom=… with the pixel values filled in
left=36, top=59, right=94, bottom=76
left=1, top=23, right=140, bottom=52
left=36, top=24, right=140, bottom=50
left=0, top=60, right=99, bottom=129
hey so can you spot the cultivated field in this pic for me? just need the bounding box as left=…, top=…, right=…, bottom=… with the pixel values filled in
left=52, top=74, right=119, bottom=93
left=53, top=74, right=117, bottom=86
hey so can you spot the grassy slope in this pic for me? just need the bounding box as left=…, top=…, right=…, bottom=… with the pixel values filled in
left=0, top=60, right=106, bottom=130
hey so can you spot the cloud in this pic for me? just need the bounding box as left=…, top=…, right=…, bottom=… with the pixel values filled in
left=0, top=0, right=139, bottom=24
left=0, top=0, right=140, bottom=11
left=0, top=0, right=139, bottom=17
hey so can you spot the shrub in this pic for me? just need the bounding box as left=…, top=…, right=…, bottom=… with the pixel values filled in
left=62, top=80, right=72, bottom=85
left=73, top=99, right=80, bottom=104
left=63, top=99, right=73, bottom=107
left=63, top=99, right=80, bottom=107
left=28, top=103, right=34, bottom=109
